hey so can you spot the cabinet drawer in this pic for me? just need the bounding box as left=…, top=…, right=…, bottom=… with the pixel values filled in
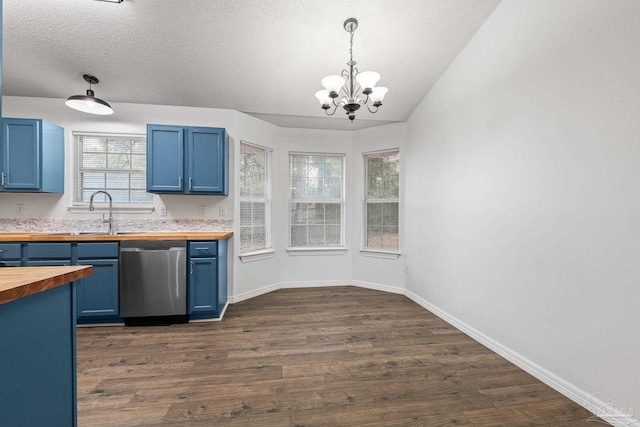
left=189, top=241, right=217, bottom=257
left=27, top=243, right=72, bottom=259
left=77, top=242, right=119, bottom=259
left=0, top=244, right=21, bottom=260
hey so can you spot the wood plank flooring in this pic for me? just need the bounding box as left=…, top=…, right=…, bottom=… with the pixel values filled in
left=77, top=287, right=606, bottom=426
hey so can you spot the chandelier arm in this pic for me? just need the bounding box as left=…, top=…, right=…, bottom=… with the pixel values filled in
left=324, top=101, right=339, bottom=116
left=363, top=96, right=379, bottom=114
left=364, top=103, right=379, bottom=114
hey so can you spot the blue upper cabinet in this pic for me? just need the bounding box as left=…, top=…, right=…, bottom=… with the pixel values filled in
left=0, top=118, right=64, bottom=193
left=147, top=125, right=184, bottom=192
left=147, top=124, right=228, bottom=195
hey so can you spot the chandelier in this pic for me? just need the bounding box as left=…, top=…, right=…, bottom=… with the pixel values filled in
left=315, top=18, right=388, bottom=122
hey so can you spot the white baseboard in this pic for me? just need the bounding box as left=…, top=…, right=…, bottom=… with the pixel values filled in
left=228, top=283, right=281, bottom=303
left=279, top=280, right=351, bottom=289
left=403, top=290, right=639, bottom=427
left=229, top=280, right=403, bottom=304
left=351, top=280, right=405, bottom=295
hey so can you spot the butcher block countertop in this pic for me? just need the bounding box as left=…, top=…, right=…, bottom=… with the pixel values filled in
left=0, top=231, right=233, bottom=242
left=0, top=265, right=93, bottom=305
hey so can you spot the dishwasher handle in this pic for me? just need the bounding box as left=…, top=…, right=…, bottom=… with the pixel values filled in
left=120, top=247, right=186, bottom=252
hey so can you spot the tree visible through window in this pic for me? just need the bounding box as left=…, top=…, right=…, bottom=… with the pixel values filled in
left=240, top=142, right=271, bottom=252
left=365, top=150, right=399, bottom=250
left=289, top=153, right=344, bottom=247
left=74, top=133, right=152, bottom=204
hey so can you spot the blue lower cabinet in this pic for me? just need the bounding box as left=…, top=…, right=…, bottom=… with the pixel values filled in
left=76, top=259, right=119, bottom=321
left=188, top=239, right=227, bottom=320
left=76, top=243, right=120, bottom=324
left=188, top=257, right=218, bottom=314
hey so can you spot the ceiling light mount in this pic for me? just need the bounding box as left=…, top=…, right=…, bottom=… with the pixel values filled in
left=315, top=18, right=388, bottom=122
left=65, top=74, right=114, bottom=115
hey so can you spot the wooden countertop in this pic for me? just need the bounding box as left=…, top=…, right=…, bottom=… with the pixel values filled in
left=0, top=266, right=93, bottom=305
left=0, top=231, right=233, bottom=242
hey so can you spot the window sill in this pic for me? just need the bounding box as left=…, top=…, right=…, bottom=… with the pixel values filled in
left=239, top=248, right=275, bottom=263
left=360, top=249, right=401, bottom=260
left=287, top=247, right=348, bottom=256
left=67, top=204, right=155, bottom=214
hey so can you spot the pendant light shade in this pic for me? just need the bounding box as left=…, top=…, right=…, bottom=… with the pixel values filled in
left=65, top=74, right=114, bottom=115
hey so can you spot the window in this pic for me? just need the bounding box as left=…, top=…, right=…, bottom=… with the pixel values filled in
left=364, top=149, right=399, bottom=251
left=240, top=142, right=272, bottom=253
left=289, top=153, right=344, bottom=248
left=74, top=133, right=152, bottom=204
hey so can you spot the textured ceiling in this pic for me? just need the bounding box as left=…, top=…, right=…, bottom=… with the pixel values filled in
left=3, top=0, right=500, bottom=130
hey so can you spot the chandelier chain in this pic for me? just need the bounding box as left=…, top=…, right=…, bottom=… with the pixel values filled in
left=349, top=26, right=354, bottom=62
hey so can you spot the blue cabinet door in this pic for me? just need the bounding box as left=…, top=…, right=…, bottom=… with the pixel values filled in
left=147, top=125, right=184, bottom=192
left=188, top=127, right=227, bottom=194
left=0, top=118, right=64, bottom=193
left=76, top=259, right=119, bottom=318
left=1, top=118, right=40, bottom=190
left=188, top=257, right=218, bottom=314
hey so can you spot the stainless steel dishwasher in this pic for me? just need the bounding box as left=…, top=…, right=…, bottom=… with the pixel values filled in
left=119, top=240, right=187, bottom=325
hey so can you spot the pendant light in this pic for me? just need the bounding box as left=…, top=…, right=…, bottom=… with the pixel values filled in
left=65, top=74, right=114, bottom=115
left=315, top=18, right=388, bottom=122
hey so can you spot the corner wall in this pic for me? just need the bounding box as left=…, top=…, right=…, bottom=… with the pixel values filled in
left=404, top=0, right=640, bottom=422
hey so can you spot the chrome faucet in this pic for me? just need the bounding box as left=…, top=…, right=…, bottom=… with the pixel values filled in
left=89, top=190, right=115, bottom=235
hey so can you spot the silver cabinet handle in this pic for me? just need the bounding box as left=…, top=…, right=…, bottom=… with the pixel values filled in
left=0, top=249, right=4, bottom=254
left=189, top=177, right=193, bottom=189
left=1, top=172, right=5, bottom=186
left=194, top=247, right=208, bottom=251
left=178, top=176, right=183, bottom=189
left=190, top=262, right=194, bottom=274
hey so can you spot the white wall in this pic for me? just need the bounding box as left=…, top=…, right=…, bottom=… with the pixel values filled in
left=230, top=121, right=408, bottom=302
left=0, top=96, right=236, bottom=220
left=351, top=122, right=407, bottom=292
left=404, top=0, right=640, bottom=421
left=0, top=97, right=406, bottom=300
left=231, top=111, right=281, bottom=299
left=275, top=127, right=354, bottom=286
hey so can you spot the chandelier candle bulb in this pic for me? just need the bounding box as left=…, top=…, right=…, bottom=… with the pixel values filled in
left=315, top=18, right=389, bottom=122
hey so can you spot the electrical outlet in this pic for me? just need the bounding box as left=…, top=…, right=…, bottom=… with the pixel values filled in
left=219, top=205, right=226, bottom=216
left=198, top=205, right=206, bottom=217
left=16, top=204, right=24, bottom=217
left=159, top=206, right=167, bottom=217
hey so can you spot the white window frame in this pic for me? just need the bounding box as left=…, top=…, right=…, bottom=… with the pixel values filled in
left=361, top=148, right=400, bottom=259
left=288, top=152, right=346, bottom=255
left=70, top=132, right=153, bottom=213
left=239, top=141, right=273, bottom=262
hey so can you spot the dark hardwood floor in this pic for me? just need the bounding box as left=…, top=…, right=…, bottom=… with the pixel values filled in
left=76, top=287, right=606, bottom=426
